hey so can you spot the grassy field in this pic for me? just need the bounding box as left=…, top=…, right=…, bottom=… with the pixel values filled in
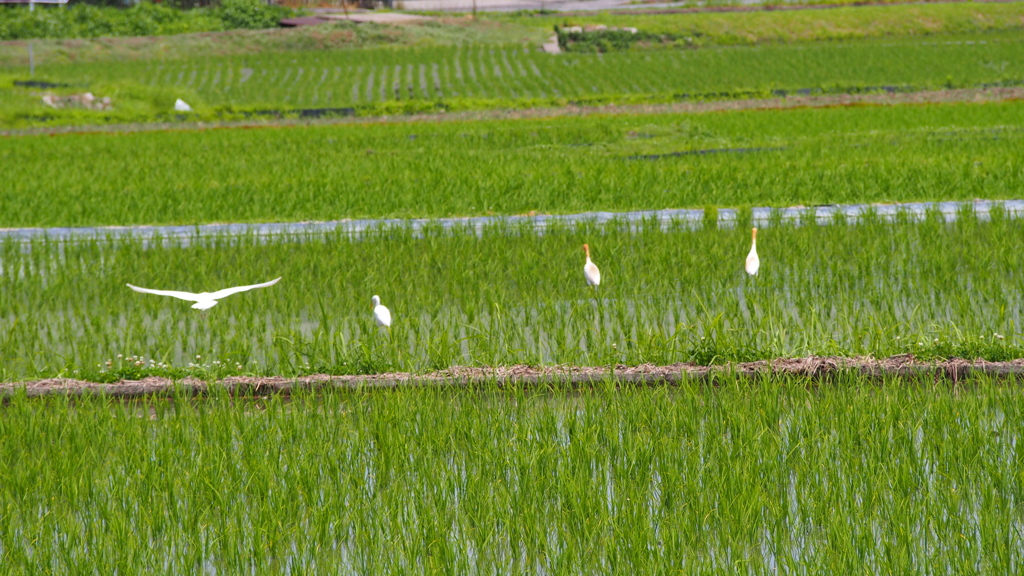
left=531, top=1, right=1024, bottom=45
left=0, top=16, right=546, bottom=67
left=0, top=208, right=1021, bottom=381
left=0, top=0, right=290, bottom=42
left=0, top=99, right=1022, bottom=227
left=3, top=1, right=1020, bottom=66
left=2, top=375, right=1022, bottom=572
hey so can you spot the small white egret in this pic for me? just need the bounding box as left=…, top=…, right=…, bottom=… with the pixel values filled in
left=745, top=227, right=760, bottom=276
left=126, top=277, right=281, bottom=311
left=583, top=243, right=601, bottom=287
left=372, top=295, right=392, bottom=330
left=173, top=98, right=192, bottom=112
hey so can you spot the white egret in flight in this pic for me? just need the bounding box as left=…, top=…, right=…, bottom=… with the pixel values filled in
left=126, top=278, right=281, bottom=311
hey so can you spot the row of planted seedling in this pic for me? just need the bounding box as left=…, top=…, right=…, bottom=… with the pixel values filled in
left=1, top=373, right=1022, bottom=573
left=24, top=34, right=1024, bottom=109
left=2, top=100, right=1023, bottom=227
left=0, top=210, right=1022, bottom=380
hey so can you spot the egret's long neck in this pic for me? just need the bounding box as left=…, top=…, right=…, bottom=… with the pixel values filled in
left=751, top=230, right=758, bottom=249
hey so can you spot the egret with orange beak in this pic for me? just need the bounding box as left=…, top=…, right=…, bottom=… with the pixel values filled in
left=745, top=228, right=760, bottom=276
left=583, top=244, right=601, bottom=287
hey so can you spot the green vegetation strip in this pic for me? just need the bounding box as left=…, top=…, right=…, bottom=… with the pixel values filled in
left=2, top=210, right=1022, bottom=381
left=533, top=1, right=1024, bottom=47
left=1, top=375, right=1021, bottom=572
left=1, top=100, right=1022, bottom=227
left=0, top=0, right=290, bottom=41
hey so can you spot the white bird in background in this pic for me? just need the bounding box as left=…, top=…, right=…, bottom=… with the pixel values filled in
left=126, top=277, right=281, bottom=311
left=372, top=295, right=392, bottom=330
left=583, top=243, right=601, bottom=287
left=745, top=227, right=760, bottom=276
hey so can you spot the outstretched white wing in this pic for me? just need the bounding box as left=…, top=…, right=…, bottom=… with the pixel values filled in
left=207, top=277, right=282, bottom=300
left=126, top=284, right=202, bottom=302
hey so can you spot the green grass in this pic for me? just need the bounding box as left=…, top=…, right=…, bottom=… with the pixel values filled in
left=1, top=100, right=1023, bottom=227
left=0, top=17, right=548, bottom=67
left=4, top=1, right=1020, bottom=66
left=4, top=29, right=1023, bottom=125
left=1, top=374, right=1022, bottom=573
left=1, top=208, right=1022, bottom=381
left=0, top=0, right=288, bottom=42
left=524, top=1, right=1024, bottom=46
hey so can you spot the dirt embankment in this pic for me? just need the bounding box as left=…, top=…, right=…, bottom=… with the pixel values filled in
left=4, top=355, right=1024, bottom=398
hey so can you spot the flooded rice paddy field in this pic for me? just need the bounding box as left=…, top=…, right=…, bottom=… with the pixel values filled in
left=0, top=207, right=1022, bottom=381
left=1, top=376, right=1021, bottom=573
left=4, top=100, right=1024, bottom=228
left=1, top=198, right=1020, bottom=246
left=29, top=33, right=1024, bottom=109
left=4, top=12, right=1024, bottom=573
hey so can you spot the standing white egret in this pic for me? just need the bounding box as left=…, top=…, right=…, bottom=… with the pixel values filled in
left=583, top=243, right=601, bottom=287
left=372, top=295, right=392, bottom=330
left=126, top=277, right=281, bottom=311
left=745, top=227, right=760, bottom=276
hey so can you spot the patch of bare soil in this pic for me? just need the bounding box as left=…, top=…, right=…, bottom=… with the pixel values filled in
left=5, top=355, right=1024, bottom=398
